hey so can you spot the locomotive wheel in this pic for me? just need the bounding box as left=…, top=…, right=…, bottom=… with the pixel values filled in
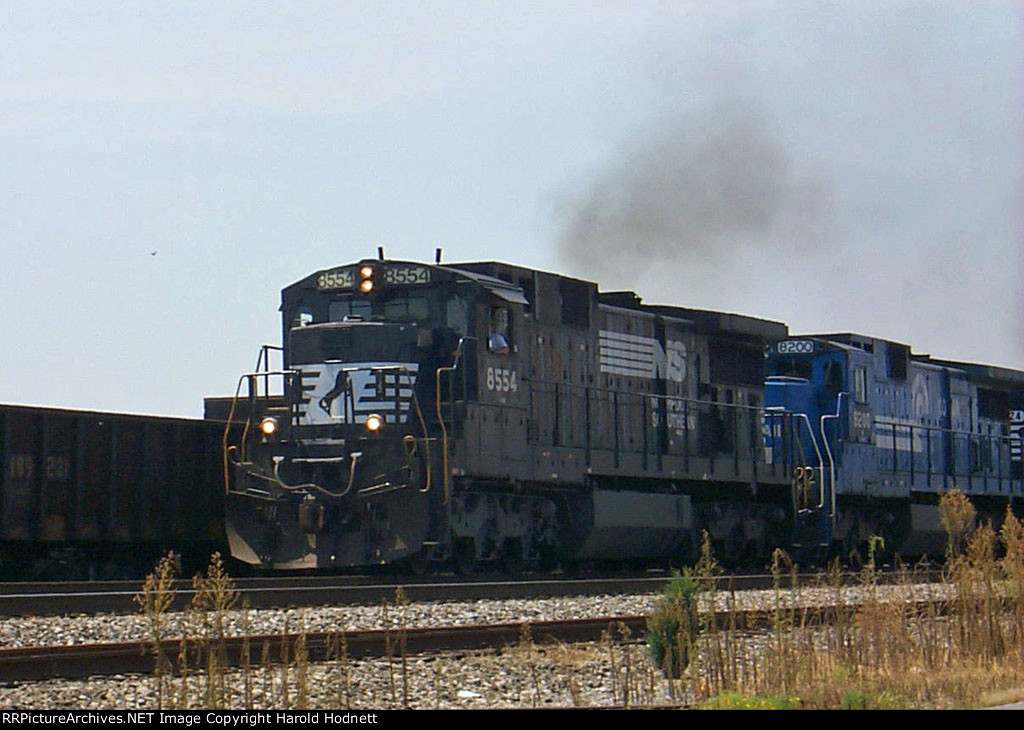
left=559, top=559, right=581, bottom=576
left=720, top=525, right=747, bottom=568
left=838, top=528, right=862, bottom=569
left=453, top=538, right=477, bottom=576
left=499, top=539, right=524, bottom=576
left=847, top=542, right=865, bottom=570
left=406, top=552, right=430, bottom=576
left=532, top=542, right=554, bottom=571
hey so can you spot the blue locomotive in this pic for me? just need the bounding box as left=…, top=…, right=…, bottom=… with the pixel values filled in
left=766, top=333, right=1024, bottom=559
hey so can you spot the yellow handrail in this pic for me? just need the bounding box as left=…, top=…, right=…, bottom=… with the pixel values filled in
left=435, top=365, right=456, bottom=504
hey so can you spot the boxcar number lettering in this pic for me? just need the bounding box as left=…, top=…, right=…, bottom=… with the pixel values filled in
left=45, top=455, right=70, bottom=480
left=486, top=367, right=517, bottom=393
left=7, top=454, right=33, bottom=480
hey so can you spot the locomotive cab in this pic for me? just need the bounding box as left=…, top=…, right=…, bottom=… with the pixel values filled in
left=226, top=260, right=463, bottom=568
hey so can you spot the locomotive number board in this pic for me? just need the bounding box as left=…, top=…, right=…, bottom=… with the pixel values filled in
left=317, top=265, right=432, bottom=290
left=776, top=339, right=815, bottom=355
left=317, top=267, right=356, bottom=290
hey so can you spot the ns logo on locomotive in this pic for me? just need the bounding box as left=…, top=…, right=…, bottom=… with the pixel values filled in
left=221, top=252, right=1024, bottom=572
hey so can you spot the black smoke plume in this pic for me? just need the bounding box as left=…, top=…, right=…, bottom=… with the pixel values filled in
left=556, top=100, right=831, bottom=285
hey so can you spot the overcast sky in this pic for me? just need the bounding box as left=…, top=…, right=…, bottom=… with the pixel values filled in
left=2, top=1, right=1022, bottom=417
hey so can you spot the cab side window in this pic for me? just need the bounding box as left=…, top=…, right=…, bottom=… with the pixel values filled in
left=824, top=360, right=844, bottom=396
left=854, top=366, right=868, bottom=404
left=489, top=306, right=511, bottom=354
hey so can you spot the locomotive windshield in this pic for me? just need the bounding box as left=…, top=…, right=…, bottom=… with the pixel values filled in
left=284, top=282, right=474, bottom=385
left=771, top=358, right=813, bottom=381
left=328, top=294, right=431, bottom=324
left=289, top=322, right=420, bottom=365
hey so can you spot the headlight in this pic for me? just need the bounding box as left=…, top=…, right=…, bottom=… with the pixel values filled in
left=259, top=417, right=278, bottom=436
left=359, top=264, right=376, bottom=293
left=365, top=414, right=383, bottom=432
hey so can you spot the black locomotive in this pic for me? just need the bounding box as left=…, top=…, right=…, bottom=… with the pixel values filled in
left=223, top=255, right=806, bottom=572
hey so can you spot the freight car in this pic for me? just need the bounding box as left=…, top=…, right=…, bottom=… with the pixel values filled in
left=0, top=404, right=229, bottom=579
left=223, top=255, right=805, bottom=572
left=766, top=334, right=1024, bottom=560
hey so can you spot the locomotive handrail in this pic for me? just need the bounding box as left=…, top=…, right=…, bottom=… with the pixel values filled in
left=766, top=406, right=825, bottom=510
left=873, top=419, right=1020, bottom=491
left=313, top=361, right=434, bottom=491
left=525, top=377, right=770, bottom=413
left=527, top=375, right=777, bottom=475
left=409, top=392, right=432, bottom=495
left=322, top=363, right=416, bottom=425
left=820, top=392, right=847, bottom=521
left=435, top=336, right=474, bottom=504
left=254, top=344, right=284, bottom=401
left=335, top=364, right=409, bottom=373
left=243, top=451, right=365, bottom=499
left=222, top=368, right=299, bottom=495
left=254, top=344, right=283, bottom=371
left=237, top=368, right=298, bottom=381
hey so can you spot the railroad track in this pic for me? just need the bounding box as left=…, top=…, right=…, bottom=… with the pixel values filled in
left=0, top=575, right=667, bottom=616
left=0, top=595, right=962, bottom=684
left=0, top=615, right=640, bottom=682
left=0, top=570, right=941, bottom=617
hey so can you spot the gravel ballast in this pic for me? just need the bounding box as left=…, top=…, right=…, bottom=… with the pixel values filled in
left=0, top=581, right=952, bottom=709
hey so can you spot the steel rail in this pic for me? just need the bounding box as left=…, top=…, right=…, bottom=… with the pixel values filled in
left=0, top=576, right=668, bottom=616
left=0, top=615, right=648, bottom=682
left=0, top=571, right=942, bottom=617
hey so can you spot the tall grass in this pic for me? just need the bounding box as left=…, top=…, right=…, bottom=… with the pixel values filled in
left=189, top=552, right=238, bottom=708
left=681, top=491, right=1024, bottom=709
left=133, top=551, right=177, bottom=708
left=134, top=496, right=1024, bottom=709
